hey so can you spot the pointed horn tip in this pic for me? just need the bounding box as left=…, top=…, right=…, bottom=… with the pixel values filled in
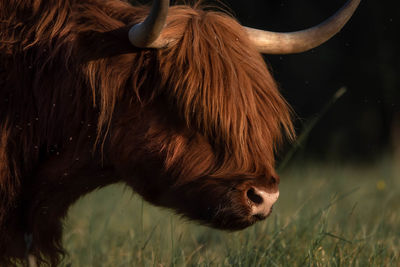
left=246, top=0, right=361, bottom=54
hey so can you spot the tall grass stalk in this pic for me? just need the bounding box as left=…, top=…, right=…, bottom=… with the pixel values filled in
left=279, top=87, right=347, bottom=171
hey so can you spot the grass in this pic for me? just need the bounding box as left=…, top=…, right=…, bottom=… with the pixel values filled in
left=60, top=157, right=400, bottom=266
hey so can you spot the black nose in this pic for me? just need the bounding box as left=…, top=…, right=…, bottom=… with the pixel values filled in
left=245, top=187, right=280, bottom=217
left=246, top=187, right=264, bottom=205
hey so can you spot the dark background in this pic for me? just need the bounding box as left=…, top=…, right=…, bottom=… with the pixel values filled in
left=224, top=0, right=400, bottom=162
left=208, top=0, right=399, bottom=162
left=152, top=0, right=400, bottom=162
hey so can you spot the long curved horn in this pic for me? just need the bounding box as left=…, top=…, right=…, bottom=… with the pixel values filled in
left=245, top=0, right=361, bottom=54
left=128, top=0, right=170, bottom=48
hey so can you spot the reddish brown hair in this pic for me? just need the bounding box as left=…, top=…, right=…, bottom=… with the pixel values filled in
left=81, top=3, right=294, bottom=174
left=1, top=0, right=293, bottom=265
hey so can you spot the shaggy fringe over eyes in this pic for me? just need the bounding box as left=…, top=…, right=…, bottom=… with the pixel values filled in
left=157, top=6, right=295, bottom=174
left=78, top=3, right=294, bottom=175
left=1, top=0, right=294, bottom=180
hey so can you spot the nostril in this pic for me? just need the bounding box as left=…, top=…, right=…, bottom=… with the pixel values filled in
left=271, top=175, right=280, bottom=185
left=246, top=187, right=264, bottom=205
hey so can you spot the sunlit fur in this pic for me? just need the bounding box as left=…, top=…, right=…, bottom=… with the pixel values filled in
left=0, top=0, right=294, bottom=265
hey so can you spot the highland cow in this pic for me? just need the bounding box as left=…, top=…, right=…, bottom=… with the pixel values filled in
left=0, top=0, right=360, bottom=265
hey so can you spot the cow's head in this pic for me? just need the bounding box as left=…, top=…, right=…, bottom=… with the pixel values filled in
left=91, top=0, right=360, bottom=230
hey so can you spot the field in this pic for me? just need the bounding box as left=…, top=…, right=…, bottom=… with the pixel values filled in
left=61, top=158, right=400, bottom=266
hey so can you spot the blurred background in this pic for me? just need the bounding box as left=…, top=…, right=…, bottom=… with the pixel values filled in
left=168, top=0, right=400, bottom=163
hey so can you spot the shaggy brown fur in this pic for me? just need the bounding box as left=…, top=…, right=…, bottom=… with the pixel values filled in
left=0, top=0, right=293, bottom=265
